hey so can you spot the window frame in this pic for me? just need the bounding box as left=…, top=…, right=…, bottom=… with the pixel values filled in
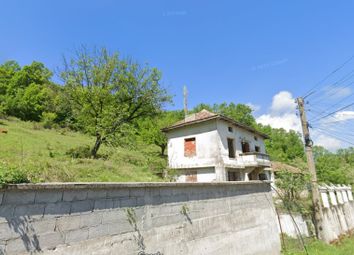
left=184, top=137, right=196, bottom=157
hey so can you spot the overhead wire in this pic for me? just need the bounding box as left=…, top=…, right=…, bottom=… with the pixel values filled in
left=310, top=102, right=354, bottom=123
left=311, top=127, right=354, bottom=147
left=302, top=55, right=354, bottom=99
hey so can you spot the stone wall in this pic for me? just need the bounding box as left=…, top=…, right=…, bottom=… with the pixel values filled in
left=319, top=185, right=354, bottom=243
left=0, top=182, right=280, bottom=255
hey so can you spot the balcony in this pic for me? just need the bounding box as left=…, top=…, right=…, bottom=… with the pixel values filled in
left=240, top=152, right=271, bottom=167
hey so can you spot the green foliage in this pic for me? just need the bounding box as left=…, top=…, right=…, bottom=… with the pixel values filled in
left=313, top=146, right=354, bottom=185
left=137, top=110, right=184, bottom=155
left=192, top=102, right=257, bottom=127
left=41, top=112, right=58, bottom=129
left=259, top=125, right=305, bottom=163
left=276, top=170, right=310, bottom=213
left=0, top=162, right=29, bottom=186
left=60, top=47, right=171, bottom=157
left=0, top=61, right=58, bottom=122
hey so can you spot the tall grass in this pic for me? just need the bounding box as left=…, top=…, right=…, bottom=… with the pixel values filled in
left=0, top=118, right=165, bottom=183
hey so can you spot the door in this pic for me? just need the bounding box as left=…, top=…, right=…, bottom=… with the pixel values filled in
left=186, top=170, right=197, bottom=182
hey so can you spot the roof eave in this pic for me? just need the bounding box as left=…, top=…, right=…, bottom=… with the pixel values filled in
left=161, top=114, right=269, bottom=139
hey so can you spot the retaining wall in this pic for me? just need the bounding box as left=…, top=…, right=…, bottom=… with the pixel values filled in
left=319, top=185, right=354, bottom=243
left=277, top=214, right=310, bottom=238
left=0, top=182, right=280, bottom=255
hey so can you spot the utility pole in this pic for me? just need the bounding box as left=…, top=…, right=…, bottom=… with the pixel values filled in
left=296, top=97, right=324, bottom=239
left=183, top=85, right=188, bottom=117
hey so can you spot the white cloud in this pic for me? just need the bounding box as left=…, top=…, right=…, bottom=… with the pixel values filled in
left=333, top=111, right=354, bottom=121
left=256, top=90, right=345, bottom=151
left=313, top=133, right=342, bottom=151
left=246, top=103, right=260, bottom=112
left=257, top=113, right=300, bottom=132
left=270, top=91, right=297, bottom=115
left=325, top=86, right=352, bottom=99
left=256, top=91, right=300, bottom=132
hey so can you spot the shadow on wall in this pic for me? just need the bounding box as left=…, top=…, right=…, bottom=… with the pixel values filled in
left=7, top=216, right=41, bottom=252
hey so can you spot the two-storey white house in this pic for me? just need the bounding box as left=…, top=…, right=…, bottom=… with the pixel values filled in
left=162, top=109, right=272, bottom=182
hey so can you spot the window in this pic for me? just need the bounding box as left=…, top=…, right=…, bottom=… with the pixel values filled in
left=228, top=171, right=242, bottom=181
left=227, top=138, right=235, bottom=158
left=255, top=146, right=260, bottom=152
left=241, top=141, right=250, bottom=153
left=228, top=126, right=233, bottom=132
left=254, top=136, right=258, bottom=141
left=184, top=137, right=196, bottom=157
left=186, top=170, right=197, bottom=182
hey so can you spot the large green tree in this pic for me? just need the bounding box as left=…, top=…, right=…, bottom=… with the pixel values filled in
left=138, top=110, right=184, bottom=156
left=61, top=47, right=171, bottom=158
left=0, top=61, right=55, bottom=121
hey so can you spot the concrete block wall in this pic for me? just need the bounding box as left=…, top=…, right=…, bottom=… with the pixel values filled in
left=0, top=182, right=280, bottom=255
left=319, top=184, right=354, bottom=243
left=277, top=214, right=310, bottom=238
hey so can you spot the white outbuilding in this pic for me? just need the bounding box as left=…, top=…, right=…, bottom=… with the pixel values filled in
left=162, top=109, right=273, bottom=182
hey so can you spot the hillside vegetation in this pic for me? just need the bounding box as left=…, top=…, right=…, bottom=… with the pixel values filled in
left=0, top=47, right=353, bottom=185
left=0, top=118, right=164, bottom=182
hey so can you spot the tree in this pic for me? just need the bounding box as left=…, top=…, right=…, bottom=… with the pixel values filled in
left=192, top=102, right=257, bottom=127
left=138, top=110, right=184, bottom=156
left=275, top=170, right=310, bottom=213
left=313, top=146, right=352, bottom=185
left=0, top=61, right=55, bottom=121
left=60, top=47, right=171, bottom=158
left=216, top=102, right=257, bottom=127
left=258, top=125, right=305, bottom=163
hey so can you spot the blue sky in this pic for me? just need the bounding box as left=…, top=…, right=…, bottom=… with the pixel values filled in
left=1, top=0, right=354, bottom=149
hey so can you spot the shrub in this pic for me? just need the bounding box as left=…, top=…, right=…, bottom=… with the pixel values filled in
left=66, top=145, right=92, bottom=159
left=41, top=112, right=57, bottom=129
left=0, top=162, right=29, bottom=186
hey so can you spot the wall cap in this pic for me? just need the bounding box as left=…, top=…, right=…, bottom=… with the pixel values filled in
left=0, top=181, right=270, bottom=191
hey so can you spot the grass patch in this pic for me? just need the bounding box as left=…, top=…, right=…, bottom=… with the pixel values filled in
left=282, top=234, right=354, bottom=255
left=0, top=118, right=165, bottom=182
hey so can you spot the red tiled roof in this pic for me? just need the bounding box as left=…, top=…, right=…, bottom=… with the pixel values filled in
left=162, top=109, right=269, bottom=138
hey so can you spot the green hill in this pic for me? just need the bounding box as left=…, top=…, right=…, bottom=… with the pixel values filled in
left=0, top=118, right=165, bottom=183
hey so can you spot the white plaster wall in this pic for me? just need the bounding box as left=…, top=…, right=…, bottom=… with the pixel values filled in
left=176, top=167, right=217, bottom=182
left=216, top=120, right=267, bottom=167
left=167, top=121, right=221, bottom=169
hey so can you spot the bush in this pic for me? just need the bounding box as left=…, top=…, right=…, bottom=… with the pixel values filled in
left=66, top=145, right=92, bottom=159
left=41, top=112, right=57, bottom=129
left=0, top=162, right=29, bottom=186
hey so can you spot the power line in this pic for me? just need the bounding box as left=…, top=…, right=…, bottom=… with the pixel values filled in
left=303, top=55, right=354, bottom=99
left=312, top=127, right=354, bottom=147
left=313, top=125, right=354, bottom=138
left=309, top=79, right=354, bottom=107
left=313, top=68, right=354, bottom=100
left=310, top=102, right=354, bottom=123
left=310, top=91, right=354, bottom=121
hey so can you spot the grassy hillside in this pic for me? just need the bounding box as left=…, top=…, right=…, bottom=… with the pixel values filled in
left=0, top=118, right=165, bottom=182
